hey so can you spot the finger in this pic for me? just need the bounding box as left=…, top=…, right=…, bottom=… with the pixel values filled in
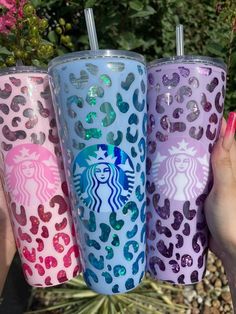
left=211, top=136, right=235, bottom=187
left=219, top=117, right=227, bottom=138
left=222, top=112, right=236, bottom=151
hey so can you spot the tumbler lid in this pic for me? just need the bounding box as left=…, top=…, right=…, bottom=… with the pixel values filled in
left=0, top=66, right=47, bottom=76
left=148, top=55, right=227, bottom=72
left=48, top=49, right=146, bottom=70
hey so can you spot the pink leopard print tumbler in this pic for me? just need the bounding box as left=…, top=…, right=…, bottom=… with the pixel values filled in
left=0, top=67, right=81, bottom=287
left=146, top=56, right=226, bottom=284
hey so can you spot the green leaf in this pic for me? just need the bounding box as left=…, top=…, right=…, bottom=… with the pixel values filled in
left=206, top=42, right=226, bottom=57
left=0, top=47, right=11, bottom=55
left=48, top=31, right=58, bottom=44
left=131, top=6, right=156, bottom=18
left=85, top=0, right=97, bottom=7
left=129, top=0, right=144, bottom=11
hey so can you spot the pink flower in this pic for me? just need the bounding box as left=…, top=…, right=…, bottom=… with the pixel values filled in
left=0, top=0, right=26, bottom=33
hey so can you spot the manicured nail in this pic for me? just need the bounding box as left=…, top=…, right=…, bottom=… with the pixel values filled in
left=225, top=112, right=236, bottom=137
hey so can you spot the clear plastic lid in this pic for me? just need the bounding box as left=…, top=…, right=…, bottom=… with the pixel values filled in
left=0, top=66, right=47, bottom=76
left=148, top=55, right=227, bottom=72
left=48, top=49, right=146, bottom=71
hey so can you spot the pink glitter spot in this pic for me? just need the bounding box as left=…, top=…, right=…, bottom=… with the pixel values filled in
left=57, top=270, right=68, bottom=283
left=45, top=256, right=58, bottom=269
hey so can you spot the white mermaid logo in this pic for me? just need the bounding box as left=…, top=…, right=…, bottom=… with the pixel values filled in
left=153, top=139, right=209, bottom=201
left=73, top=145, right=135, bottom=212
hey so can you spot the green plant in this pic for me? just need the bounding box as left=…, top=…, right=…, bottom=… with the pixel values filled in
left=26, top=275, right=187, bottom=314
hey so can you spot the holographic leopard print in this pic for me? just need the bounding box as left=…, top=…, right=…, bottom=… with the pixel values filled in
left=147, top=62, right=226, bottom=284
left=49, top=56, right=147, bottom=294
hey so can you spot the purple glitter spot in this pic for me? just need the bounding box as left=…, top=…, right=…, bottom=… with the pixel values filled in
left=156, top=220, right=172, bottom=238
left=181, top=254, right=193, bottom=267
left=153, top=195, right=170, bottom=219
left=189, top=126, right=204, bottom=140
left=215, top=92, right=223, bottom=113
left=221, top=72, right=225, bottom=81
left=148, top=73, right=154, bottom=85
left=178, top=66, right=190, bottom=77
left=190, top=270, right=199, bottom=283
left=196, top=193, right=208, bottom=207
left=162, top=73, right=180, bottom=88
left=183, top=201, right=196, bottom=220
left=182, top=223, right=190, bottom=236
left=208, top=143, right=214, bottom=153
left=197, top=67, right=212, bottom=76
left=149, top=256, right=166, bottom=273
left=222, top=85, right=225, bottom=98
left=201, top=93, right=212, bottom=112
left=160, top=115, right=171, bottom=131
left=157, top=240, right=173, bottom=258
left=146, top=157, right=152, bottom=175
left=176, top=234, right=184, bottom=248
left=209, top=113, right=218, bottom=124
left=192, top=232, right=207, bottom=253
left=156, top=95, right=165, bottom=114
left=147, top=181, right=155, bottom=194
left=206, top=124, right=216, bottom=140
left=176, top=253, right=180, bottom=260
left=173, top=108, right=184, bottom=119
left=186, top=100, right=200, bottom=122
left=207, top=77, right=219, bottom=92
left=156, top=131, right=168, bottom=142
left=148, top=140, right=156, bottom=154
left=175, top=86, right=192, bottom=103
left=171, top=211, right=183, bottom=231
left=169, top=260, right=180, bottom=273
left=170, top=122, right=186, bottom=133
left=177, top=274, right=185, bottom=284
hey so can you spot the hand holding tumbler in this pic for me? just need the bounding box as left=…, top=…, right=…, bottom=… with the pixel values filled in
left=0, top=67, right=81, bottom=287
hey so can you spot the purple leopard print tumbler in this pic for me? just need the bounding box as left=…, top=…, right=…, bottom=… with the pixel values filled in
left=146, top=56, right=227, bottom=284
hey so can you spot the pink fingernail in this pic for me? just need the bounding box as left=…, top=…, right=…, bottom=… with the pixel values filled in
left=225, top=112, right=236, bottom=137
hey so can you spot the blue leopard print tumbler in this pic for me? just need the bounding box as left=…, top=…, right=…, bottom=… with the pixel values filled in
left=48, top=50, right=147, bottom=294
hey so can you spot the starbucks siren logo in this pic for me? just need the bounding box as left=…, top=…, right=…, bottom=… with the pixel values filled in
left=152, top=139, right=209, bottom=201
left=73, top=144, right=135, bottom=212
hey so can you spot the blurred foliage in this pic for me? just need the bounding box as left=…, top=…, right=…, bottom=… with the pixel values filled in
left=32, top=0, right=236, bottom=113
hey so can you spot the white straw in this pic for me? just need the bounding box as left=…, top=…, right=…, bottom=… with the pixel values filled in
left=84, top=8, right=99, bottom=51
left=176, top=24, right=184, bottom=56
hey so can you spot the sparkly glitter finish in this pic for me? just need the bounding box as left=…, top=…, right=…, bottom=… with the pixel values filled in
left=0, top=68, right=81, bottom=287
left=147, top=58, right=226, bottom=284
left=49, top=51, right=146, bottom=294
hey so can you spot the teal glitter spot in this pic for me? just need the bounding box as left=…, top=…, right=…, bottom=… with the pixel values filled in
left=141, top=171, right=145, bottom=185
left=84, top=268, right=98, bottom=286
left=100, top=102, right=116, bottom=127
left=141, top=80, right=146, bottom=94
left=107, top=62, right=125, bottom=72
left=114, top=265, right=126, bottom=277
left=107, top=264, right=112, bottom=271
left=100, top=74, right=112, bottom=87
left=112, top=284, right=120, bottom=293
left=136, top=163, right=141, bottom=172
left=141, top=223, right=146, bottom=243
left=111, top=234, right=120, bottom=246
left=132, top=251, right=145, bottom=275
left=106, top=131, right=123, bottom=146
left=135, top=185, right=144, bottom=201
left=75, top=121, right=102, bottom=140
left=86, top=63, right=99, bottom=75
left=127, top=224, right=138, bottom=239
left=116, top=93, right=129, bottom=113
left=109, top=212, right=124, bottom=230
left=131, top=147, right=137, bottom=158
left=72, top=140, right=85, bottom=150
left=122, top=201, right=139, bottom=222
left=121, top=73, right=135, bottom=90
left=133, top=89, right=145, bottom=112
left=105, top=247, right=114, bottom=260
left=123, top=240, right=139, bottom=261
left=99, top=223, right=111, bottom=242
left=86, top=85, right=104, bottom=105
left=126, top=127, right=138, bottom=143
left=137, top=65, right=144, bottom=75
left=86, top=112, right=97, bottom=124
left=125, top=278, right=135, bottom=290
left=128, top=113, right=139, bottom=125
left=69, top=71, right=89, bottom=89
left=140, top=201, right=146, bottom=223
left=142, top=113, right=147, bottom=136
left=83, top=211, right=96, bottom=232
left=102, top=271, right=113, bottom=284
left=138, top=137, right=146, bottom=162
left=139, top=271, right=145, bottom=283
left=84, top=233, right=101, bottom=250
left=67, top=95, right=84, bottom=108
left=88, top=253, right=104, bottom=270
